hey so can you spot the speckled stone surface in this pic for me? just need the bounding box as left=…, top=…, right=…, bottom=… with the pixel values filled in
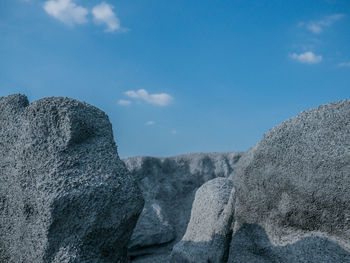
left=0, top=94, right=144, bottom=263
left=232, top=100, right=350, bottom=253
left=171, top=177, right=235, bottom=263
left=228, top=224, right=350, bottom=263
left=168, top=100, right=350, bottom=262
left=123, top=152, right=242, bottom=262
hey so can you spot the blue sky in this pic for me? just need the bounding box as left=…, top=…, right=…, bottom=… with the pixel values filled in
left=1, top=0, right=349, bottom=157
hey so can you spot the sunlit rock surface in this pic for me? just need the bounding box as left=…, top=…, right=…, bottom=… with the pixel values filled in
left=0, top=94, right=144, bottom=263
left=171, top=177, right=235, bottom=263
left=233, top=100, right=350, bottom=251
left=170, top=100, right=350, bottom=262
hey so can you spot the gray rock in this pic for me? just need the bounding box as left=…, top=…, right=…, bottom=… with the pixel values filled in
left=170, top=223, right=350, bottom=263
left=168, top=100, right=350, bottom=262
left=123, top=152, right=242, bottom=262
left=228, top=224, right=350, bottom=263
left=129, top=200, right=175, bottom=255
left=0, top=94, right=144, bottom=263
left=232, top=100, right=350, bottom=252
left=171, top=177, right=235, bottom=263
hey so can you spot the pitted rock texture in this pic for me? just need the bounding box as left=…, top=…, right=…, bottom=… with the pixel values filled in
left=169, top=100, right=350, bottom=262
left=228, top=224, right=350, bottom=263
left=0, top=94, right=144, bottom=263
left=171, top=177, right=235, bottom=263
left=123, top=152, right=242, bottom=262
left=232, top=100, right=350, bottom=251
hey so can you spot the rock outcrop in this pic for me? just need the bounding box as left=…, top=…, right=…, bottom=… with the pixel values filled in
left=171, top=100, right=350, bottom=262
left=123, top=152, right=242, bottom=262
left=171, top=178, right=235, bottom=263
left=2, top=94, right=348, bottom=262
left=228, top=224, right=350, bottom=263
left=233, top=100, right=350, bottom=251
left=0, top=94, right=144, bottom=262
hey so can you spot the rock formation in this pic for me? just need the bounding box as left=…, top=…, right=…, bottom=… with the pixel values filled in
left=227, top=224, right=350, bottom=263
left=1, top=94, right=349, bottom=263
left=171, top=100, right=350, bottom=262
left=233, top=100, right=350, bottom=251
left=123, top=152, right=242, bottom=262
left=0, top=94, right=144, bottom=263
left=171, top=178, right=235, bottom=263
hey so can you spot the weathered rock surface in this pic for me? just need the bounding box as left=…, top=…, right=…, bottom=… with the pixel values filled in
left=171, top=177, right=235, bottom=263
left=0, top=94, right=144, bottom=263
left=233, top=100, right=350, bottom=251
left=169, top=100, right=350, bottom=262
left=123, top=152, right=242, bottom=262
left=228, top=224, right=350, bottom=263
left=128, top=200, right=175, bottom=254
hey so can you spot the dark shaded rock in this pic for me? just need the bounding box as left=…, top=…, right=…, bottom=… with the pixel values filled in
left=169, top=224, right=350, bottom=263
left=233, top=100, right=350, bottom=251
left=129, top=200, right=175, bottom=255
left=123, top=152, right=242, bottom=262
left=0, top=94, right=144, bottom=263
left=171, top=178, right=235, bottom=263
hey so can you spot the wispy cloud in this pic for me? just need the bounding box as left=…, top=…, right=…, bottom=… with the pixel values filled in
left=43, top=0, right=88, bottom=26
left=300, top=14, right=345, bottom=34
left=170, top=130, right=177, bottom=135
left=290, top=51, right=322, bottom=64
left=118, top=99, right=131, bottom=106
left=338, top=62, right=350, bottom=67
left=125, top=89, right=173, bottom=106
left=92, top=2, right=125, bottom=32
left=145, top=121, right=155, bottom=126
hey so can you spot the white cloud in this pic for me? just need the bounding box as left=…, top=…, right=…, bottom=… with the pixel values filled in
left=339, top=62, right=350, bottom=67
left=92, top=2, right=124, bottom=32
left=43, top=0, right=88, bottom=26
left=170, top=130, right=177, bottom=135
left=118, top=99, right=131, bottom=106
left=290, top=52, right=322, bottom=64
left=145, top=121, right=155, bottom=126
left=303, top=14, right=345, bottom=34
left=125, top=89, right=173, bottom=106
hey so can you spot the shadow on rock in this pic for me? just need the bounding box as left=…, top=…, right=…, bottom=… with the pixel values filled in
left=171, top=224, right=350, bottom=263
left=228, top=224, right=350, bottom=263
left=124, top=153, right=242, bottom=262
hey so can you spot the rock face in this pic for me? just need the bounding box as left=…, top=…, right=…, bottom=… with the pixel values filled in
left=228, top=224, right=350, bottom=263
left=0, top=94, right=144, bottom=262
left=170, top=100, right=350, bottom=262
left=171, top=178, right=235, bottom=263
left=233, top=100, right=350, bottom=251
left=3, top=94, right=347, bottom=262
left=123, top=152, right=242, bottom=262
